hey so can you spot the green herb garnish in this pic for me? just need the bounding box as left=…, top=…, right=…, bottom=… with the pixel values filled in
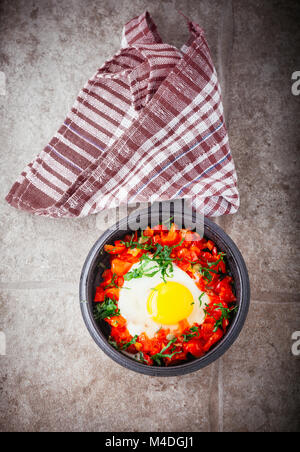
left=198, top=293, right=205, bottom=307
left=203, top=302, right=237, bottom=332
left=108, top=334, right=139, bottom=351
left=182, top=326, right=199, bottom=342
left=151, top=338, right=180, bottom=365
left=102, top=272, right=119, bottom=289
left=193, top=255, right=226, bottom=283
left=211, top=303, right=238, bottom=332
left=150, top=238, right=184, bottom=282
left=182, top=333, right=195, bottom=342
left=120, top=232, right=153, bottom=251
left=124, top=237, right=184, bottom=283
left=124, top=255, right=160, bottom=281
left=160, top=216, right=174, bottom=228
left=137, top=352, right=146, bottom=363
left=108, top=337, right=119, bottom=349
left=121, top=334, right=139, bottom=350
left=94, top=297, right=120, bottom=321
left=203, top=302, right=210, bottom=316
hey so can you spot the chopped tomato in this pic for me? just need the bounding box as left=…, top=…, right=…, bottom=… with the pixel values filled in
left=143, top=226, right=154, bottom=237
left=110, top=326, right=132, bottom=346
left=111, top=258, right=133, bottom=276
left=189, top=245, right=201, bottom=256
left=206, top=240, right=214, bottom=251
left=142, top=353, right=154, bottom=366
left=166, top=350, right=187, bottom=365
left=203, top=329, right=223, bottom=352
left=127, top=248, right=142, bottom=257
left=116, top=275, right=124, bottom=287
left=95, top=222, right=236, bottom=367
left=106, top=315, right=127, bottom=328
left=160, top=223, right=180, bottom=246
left=101, top=269, right=113, bottom=284
left=152, top=234, right=161, bottom=245
left=104, top=287, right=120, bottom=300
left=183, top=339, right=203, bottom=358
left=178, top=319, right=190, bottom=333
left=139, top=332, right=162, bottom=355
left=201, top=322, right=215, bottom=341
left=104, top=242, right=126, bottom=254
left=176, top=247, right=198, bottom=262
left=135, top=342, right=143, bottom=351
left=94, top=286, right=105, bottom=302
left=176, top=260, right=190, bottom=272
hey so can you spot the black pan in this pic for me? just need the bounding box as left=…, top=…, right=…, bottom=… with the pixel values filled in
left=80, top=204, right=250, bottom=376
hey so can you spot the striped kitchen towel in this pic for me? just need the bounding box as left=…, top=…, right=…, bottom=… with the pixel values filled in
left=6, top=11, right=239, bottom=218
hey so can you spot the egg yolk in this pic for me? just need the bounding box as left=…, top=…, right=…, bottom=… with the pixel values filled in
left=147, top=281, right=194, bottom=325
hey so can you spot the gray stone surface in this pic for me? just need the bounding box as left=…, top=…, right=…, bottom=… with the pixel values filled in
left=222, top=0, right=300, bottom=301
left=222, top=301, right=300, bottom=432
left=0, top=288, right=215, bottom=432
left=0, top=0, right=299, bottom=432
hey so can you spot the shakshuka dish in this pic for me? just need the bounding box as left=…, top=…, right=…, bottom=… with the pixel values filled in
left=93, top=223, right=237, bottom=366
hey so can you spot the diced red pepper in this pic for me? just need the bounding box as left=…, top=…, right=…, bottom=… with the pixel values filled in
left=206, top=240, right=214, bottom=251
left=111, top=258, right=133, bottom=276
left=104, top=241, right=126, bottom=254
left=183, top=339, right=203, bottom=358
left=102, top=269, right=113, bottom=283
left=106, top=315, right=127, bottom=328
left=160, top=223, right=180, bottom=246
left=104, top=287, right=120, bottom=300
left=116, top=275, right=124, bottom=287
left=94, top=286, right=105, bottom=302
left=143, top=226, right=154, bottom=237
left=203, top=329, right=223, bottom=352
left=96, top=223, right=236, bottom=367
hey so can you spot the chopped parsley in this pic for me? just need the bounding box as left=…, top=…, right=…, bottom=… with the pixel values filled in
left=203, top=302, right=238, bottom=332
left=192, top=254, right=227, bottom=283
left=182, top=326, right=199, bottom=342
left=211, top=303, right=238, bottom=332
left=94, top=297, right=120, bottom=321
left=124, top=255, right=160, bottom=281
left=123, top=238, right=184, bottom=283
left=108, top=337, right=119, bottom=349
left=160, top=216, right=174, bottom=228
left=103, top=272, right=119, bottom=289
left=108, top=334, right=139, bottom=351
left=120, top=232, right=153, bottom=251
left=121, top=334, right=139, bottom=350
left=151, top=338, right=180, bottom=365
left=198, top=292, right=205, bottom=307
left=136, top=352, right=146, bottom=363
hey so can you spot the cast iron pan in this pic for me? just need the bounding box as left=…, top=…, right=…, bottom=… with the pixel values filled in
left=80, top=204, right=250, bottom=376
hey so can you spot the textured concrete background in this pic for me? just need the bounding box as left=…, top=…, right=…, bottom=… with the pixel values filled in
left=0, top=0, right=300, bottom=432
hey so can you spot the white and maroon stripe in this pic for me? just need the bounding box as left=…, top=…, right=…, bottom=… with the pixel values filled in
left=6, top=12, right=239, bottom=219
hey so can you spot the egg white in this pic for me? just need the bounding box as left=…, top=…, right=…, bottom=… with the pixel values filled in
left=118, top=261, right=208, bottom=339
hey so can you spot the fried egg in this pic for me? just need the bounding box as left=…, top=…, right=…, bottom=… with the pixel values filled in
left=118, top=262, right=208, bottom=338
